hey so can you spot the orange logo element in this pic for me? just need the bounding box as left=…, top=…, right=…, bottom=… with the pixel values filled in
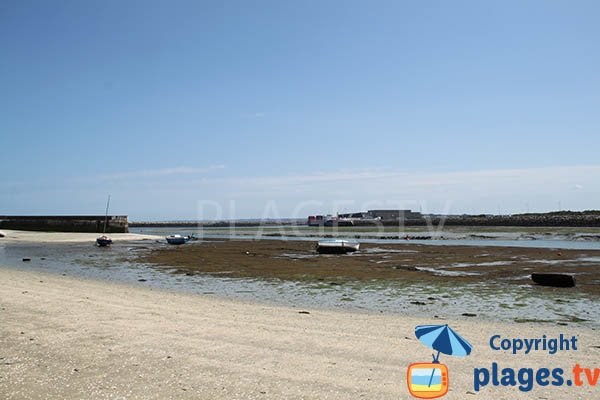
left=407, top=362, right=449, bottom=399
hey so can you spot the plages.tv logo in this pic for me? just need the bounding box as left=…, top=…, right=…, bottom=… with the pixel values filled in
left=407, top=324, right=473, bottom=399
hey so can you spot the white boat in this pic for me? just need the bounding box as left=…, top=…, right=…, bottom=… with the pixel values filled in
left=316, top=239, right=360, bottom=254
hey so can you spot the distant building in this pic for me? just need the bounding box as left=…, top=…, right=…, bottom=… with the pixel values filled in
left=310, top=209, right=423, bottom=224
left=337, top=212, right=371, bottom=219
left=367, top=209, right=422, bottom=221
left=307, top=215, right=326, bottom=226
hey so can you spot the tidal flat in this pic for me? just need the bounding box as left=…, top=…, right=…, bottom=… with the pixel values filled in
left=2, top=232, right=599, bottom=327
left=140, top=239, right=600, bottom=294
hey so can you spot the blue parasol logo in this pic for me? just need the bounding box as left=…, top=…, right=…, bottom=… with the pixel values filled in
left=407, top=324, right=473, bottom=399
left=415, top=324, right=473, bottom=362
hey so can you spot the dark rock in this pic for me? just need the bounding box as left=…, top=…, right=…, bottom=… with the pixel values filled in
left=298, top=311, right=310, bottom=314
left=137, top=279, right=147, bottom=282
left=462, top=313, right=477, bottom=317
left=393, top=265, right=418, bottom=271
left=22, top=258, right=31, bottom=262
left=410, top=301, right=426, bottom=306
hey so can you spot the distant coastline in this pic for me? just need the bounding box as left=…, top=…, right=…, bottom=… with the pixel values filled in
left=130, top=210, right=600, bottom=228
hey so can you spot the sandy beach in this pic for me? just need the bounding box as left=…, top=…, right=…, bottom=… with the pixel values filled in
left=1, top=265, right=598, bottom=399
left=0, top=229, right=157, bottom=243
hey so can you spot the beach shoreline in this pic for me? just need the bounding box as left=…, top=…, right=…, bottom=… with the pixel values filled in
left=0, top=266, right=598, bottom=399
left=0, top=229, right=158, bottom=243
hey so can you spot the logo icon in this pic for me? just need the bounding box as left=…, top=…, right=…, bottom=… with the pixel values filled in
left=407, top=324, right=472, bottom=399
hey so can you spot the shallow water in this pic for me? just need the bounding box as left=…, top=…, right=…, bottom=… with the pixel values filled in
left=1, top=240, right=598, bottom=328
left=130, top=227, right=600, bottom=250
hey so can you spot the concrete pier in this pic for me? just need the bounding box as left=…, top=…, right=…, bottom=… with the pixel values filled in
left=0, top=216, right=129, bottom=233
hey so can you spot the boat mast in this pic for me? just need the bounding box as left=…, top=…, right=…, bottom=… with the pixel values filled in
left=102, top=195, right=111, bottom=234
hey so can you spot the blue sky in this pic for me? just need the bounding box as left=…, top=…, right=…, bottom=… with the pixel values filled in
left=1, top=1, right=599, bottom=220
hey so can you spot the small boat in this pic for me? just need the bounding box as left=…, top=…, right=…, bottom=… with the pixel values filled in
left=96, top=195, right=112, bottom=247
left=316, top=239, right=360, bottom=254
left=166, top=235, right=190, bottom=245
left=96, top=235, right=113, bottom=247
left=531, top=273, right=576, bottom=288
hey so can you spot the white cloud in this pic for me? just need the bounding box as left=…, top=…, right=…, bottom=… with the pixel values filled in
left=196, top=165, right=600, bottom=189
left=240, top=112, right=266, bottom=119
left=182, top=164, right=600, bottom=216
left=6, top=164, right=598, bottom=219
left=98, top=165, right=225, bottom=181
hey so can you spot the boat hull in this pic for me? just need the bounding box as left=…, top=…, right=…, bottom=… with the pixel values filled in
left=316, top=246, right=358, bottom=254
left=531, top=273, right=576, bottom=288
left=96, top=238, right=113, bottom=247
left=166, top=236, right=188, bottom=245
left=316, top=240, right=360, bottom=254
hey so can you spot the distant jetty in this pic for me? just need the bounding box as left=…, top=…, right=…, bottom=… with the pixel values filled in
left=130, top=219, right=303, bottom=228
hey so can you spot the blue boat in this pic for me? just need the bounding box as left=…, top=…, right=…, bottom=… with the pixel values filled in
left=166, top=235, right=190, bottom=245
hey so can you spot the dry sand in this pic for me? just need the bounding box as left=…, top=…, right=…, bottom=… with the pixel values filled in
left=0, top=267, right=597, bottom=399
left=0, top=229, right=157, bottom=243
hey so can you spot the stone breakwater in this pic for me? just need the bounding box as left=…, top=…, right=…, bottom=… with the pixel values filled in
left=424, top=212, right=600, bottom=227
left=0, top=215, right=129, bottom=233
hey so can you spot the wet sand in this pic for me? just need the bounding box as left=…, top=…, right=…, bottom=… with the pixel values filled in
left=0, top=229, right=157, bottom=243
left=141, top=239, right=600, bottom=295
left=1, top=267, right=598, bottom=399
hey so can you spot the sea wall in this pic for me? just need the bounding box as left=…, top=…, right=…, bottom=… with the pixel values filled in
left=430, top=214, right=600, bottom=227
left=0, top=216, right=129, bottom=233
